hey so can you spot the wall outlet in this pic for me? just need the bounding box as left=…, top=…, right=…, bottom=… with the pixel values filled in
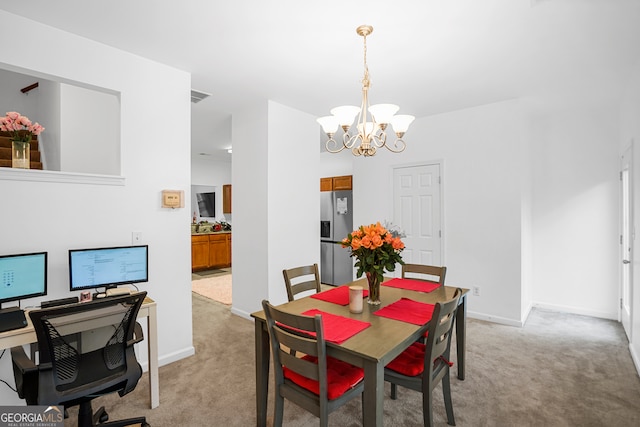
left=472, top=286, right=480, bottom=297
left=132, top=231, right=142, bottom=244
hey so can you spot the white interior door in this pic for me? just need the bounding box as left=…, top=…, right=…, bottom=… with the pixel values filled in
left=621, top=146, right=633, bottom=340
left=393, top=164, right=442, bottom=270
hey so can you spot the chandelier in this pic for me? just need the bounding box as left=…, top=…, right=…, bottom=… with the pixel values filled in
left=317, top=25, right=415, bottom=157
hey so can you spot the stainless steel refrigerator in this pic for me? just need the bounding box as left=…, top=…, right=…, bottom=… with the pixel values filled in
left=320, top=190, right=353, bottom=286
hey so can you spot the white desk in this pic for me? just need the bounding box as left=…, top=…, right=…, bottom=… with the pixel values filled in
left=0, top=296, right=159, bottom=409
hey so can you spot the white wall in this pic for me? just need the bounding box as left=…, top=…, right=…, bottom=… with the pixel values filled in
left=60, top=83, right=120, bottom=175
left=231, top=100, right=319, bottom=318
left=0, top=69, right=40, bottom=120
left=0, top=11, right=194, bottom=404
left=352, top=99, right=526, bottom=325
left=530, top=105, right=620, bottom=319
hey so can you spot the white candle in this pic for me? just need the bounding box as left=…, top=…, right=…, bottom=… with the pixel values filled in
left=349, top=285, right=363, bottom=314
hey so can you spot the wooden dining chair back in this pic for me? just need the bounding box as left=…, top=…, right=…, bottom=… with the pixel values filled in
left=402, top=264, right=447, bottom=287
left=282, top=263, right=322, bottom=301
left=261, top=300, right=364, bottom=427
left=384, top=288, right=462, bottom=427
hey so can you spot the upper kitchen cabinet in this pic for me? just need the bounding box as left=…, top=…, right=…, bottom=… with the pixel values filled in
left=223, top=184, right=232, bottom=214
left=320, top=178, right=332, bottom=192
left=321, top=175, right=352, bottom=192
left=332, top=175, right=352, bottom=191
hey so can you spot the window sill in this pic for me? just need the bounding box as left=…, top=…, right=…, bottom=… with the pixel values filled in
left=0, top=168, right=125, bottom=186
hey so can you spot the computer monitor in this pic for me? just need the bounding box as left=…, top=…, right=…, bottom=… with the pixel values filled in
left=69, top=245, right=148, bottom=292
left=0, top=252, right=48, bottom=306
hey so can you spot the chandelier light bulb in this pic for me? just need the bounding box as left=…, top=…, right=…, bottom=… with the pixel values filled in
left=369, top=104, right=399, bottom=125
left=330, top=106, right=360, bottom=129
left=390, top=114, right=415, bottom=134
left=316, top=116, right=339, bottom=134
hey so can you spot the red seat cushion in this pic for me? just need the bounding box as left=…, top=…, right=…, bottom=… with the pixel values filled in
left=283, top=355, right=364, bottom=400
left=386, top=342, right=426, bottom=376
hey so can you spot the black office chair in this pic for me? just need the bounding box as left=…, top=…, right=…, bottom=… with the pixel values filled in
left=384, top=288, right=462, bottom=427
left=11, top=292, right=149, bottom=427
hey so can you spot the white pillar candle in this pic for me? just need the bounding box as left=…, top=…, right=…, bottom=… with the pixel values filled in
left=349, top=285, right=364, bottom=314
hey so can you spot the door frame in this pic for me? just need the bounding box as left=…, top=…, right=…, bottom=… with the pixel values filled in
left=389, top=159, right=445, bottom=267
left=621, top=143, right=633, bottom=340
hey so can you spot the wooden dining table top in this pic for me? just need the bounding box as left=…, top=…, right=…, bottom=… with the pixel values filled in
left=251, top=277, right=468, bottom=364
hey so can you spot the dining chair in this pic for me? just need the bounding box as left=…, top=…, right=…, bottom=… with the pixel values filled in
left=384, top=288, right=462, bottom=427
left=261, top=300, right=364, bottom=427
left=282, top=263, right=322, bottom=302
left=402, top=264, right=447, bottom=287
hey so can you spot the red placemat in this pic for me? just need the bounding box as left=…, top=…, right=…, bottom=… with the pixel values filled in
left=300, top=309, right=371, bottom=344
left=373, top=298, right=435, bottom=325
left=382, top=277, right=440, bottom=293
left=310, top=286, right=369, bottom=306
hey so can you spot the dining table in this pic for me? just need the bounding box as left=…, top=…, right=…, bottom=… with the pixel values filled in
left=251, top=277, right=469, bottom=427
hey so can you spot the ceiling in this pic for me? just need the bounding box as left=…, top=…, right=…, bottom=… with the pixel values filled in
left=1, top=0, right=639, bottom=160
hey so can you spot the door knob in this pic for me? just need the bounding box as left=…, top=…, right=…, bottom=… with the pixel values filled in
left=623, top=259, right=631, bottom=264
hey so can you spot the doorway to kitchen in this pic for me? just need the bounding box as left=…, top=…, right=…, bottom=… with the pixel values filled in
left=192, top=267, right=232, bottom=306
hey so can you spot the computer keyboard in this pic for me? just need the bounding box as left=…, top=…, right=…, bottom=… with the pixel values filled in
left=105, top=288, right=132, bottom=297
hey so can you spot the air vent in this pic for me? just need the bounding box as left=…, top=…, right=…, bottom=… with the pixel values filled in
left=191, top=89, right=211, bottom=104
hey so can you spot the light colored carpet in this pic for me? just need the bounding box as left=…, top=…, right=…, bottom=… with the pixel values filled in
left=63, top=294, right=640, bottom=426
left=191, top=273, right=232, bottom=305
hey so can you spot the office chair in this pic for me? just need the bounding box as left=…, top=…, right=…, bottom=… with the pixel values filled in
left=11, top=292, right=149, bottom=427
left=282, top=263, right=322, bottom=302
left=384, top=288, right=462, bottom=427
left=402, top=264, right=447, bottom=287
left=262, top=300, right=364, bottom=427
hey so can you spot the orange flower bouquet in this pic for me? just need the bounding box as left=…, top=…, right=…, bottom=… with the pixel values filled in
left=341, top=222, right=405, bottom=304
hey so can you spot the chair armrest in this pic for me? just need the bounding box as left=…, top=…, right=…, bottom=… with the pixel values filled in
left=10, top=346, right=38, bottom=403
left=11, top=346, right=36, bottom=374
left=127, top=322, right=144, bottom=346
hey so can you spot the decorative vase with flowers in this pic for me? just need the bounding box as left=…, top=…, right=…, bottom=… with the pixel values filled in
left=341, top=221, right=405, bottom=305
left=0, top=112, right=45, bottom=169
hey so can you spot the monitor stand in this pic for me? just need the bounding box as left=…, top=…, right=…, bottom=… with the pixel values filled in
left=0, top=306, right=28, bottom=333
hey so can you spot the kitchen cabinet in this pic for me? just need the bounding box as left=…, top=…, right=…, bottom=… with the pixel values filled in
left=320, top=175, right=352, bottom=191
left=191, top=235, right=210, bottom=270
left=192, top=233, right=232, bottom=271
left=223, top=184, right=232, bottom=214
left=332, top=175, right=352, bottom=190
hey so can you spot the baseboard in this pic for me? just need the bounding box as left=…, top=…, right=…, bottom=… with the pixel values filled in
left=532, top=302, right=617, bottom=321
left=629, top=343, right=640, bottom=377
left=230, top=306, right=252, bottom=321
left=138, top=346, right=195, bottom=372
left=467, top=310, right=524, bottom=327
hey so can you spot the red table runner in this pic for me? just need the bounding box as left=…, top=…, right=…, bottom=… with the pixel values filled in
left=373, top=298, right=435, bottom=325
left=300, top=309, right=371, bottom=344
left=310, top=286, right=369, bottom=306
left=382, top=277, right=440, bottom=293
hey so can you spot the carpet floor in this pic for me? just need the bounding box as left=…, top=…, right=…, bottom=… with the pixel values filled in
left=62, top=294, right=640, bottom=426
left=191, top=268, right=232, bottom=306
left=191, top=271, right=232, bottom=305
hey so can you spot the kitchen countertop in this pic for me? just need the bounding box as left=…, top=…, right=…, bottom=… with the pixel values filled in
left=191, top=231, right=231, bottom=235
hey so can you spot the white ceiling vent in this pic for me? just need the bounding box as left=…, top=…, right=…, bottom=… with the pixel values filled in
left=191, top=89, right=211, bottom=103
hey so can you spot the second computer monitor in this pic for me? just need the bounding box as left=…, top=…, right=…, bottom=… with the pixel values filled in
left=69, top=245, right=148, bottom=292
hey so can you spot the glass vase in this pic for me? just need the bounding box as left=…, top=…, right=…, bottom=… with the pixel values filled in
left=11, top=140, right=30, bottom=169
left=366, top=271, right=381, bottom=305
